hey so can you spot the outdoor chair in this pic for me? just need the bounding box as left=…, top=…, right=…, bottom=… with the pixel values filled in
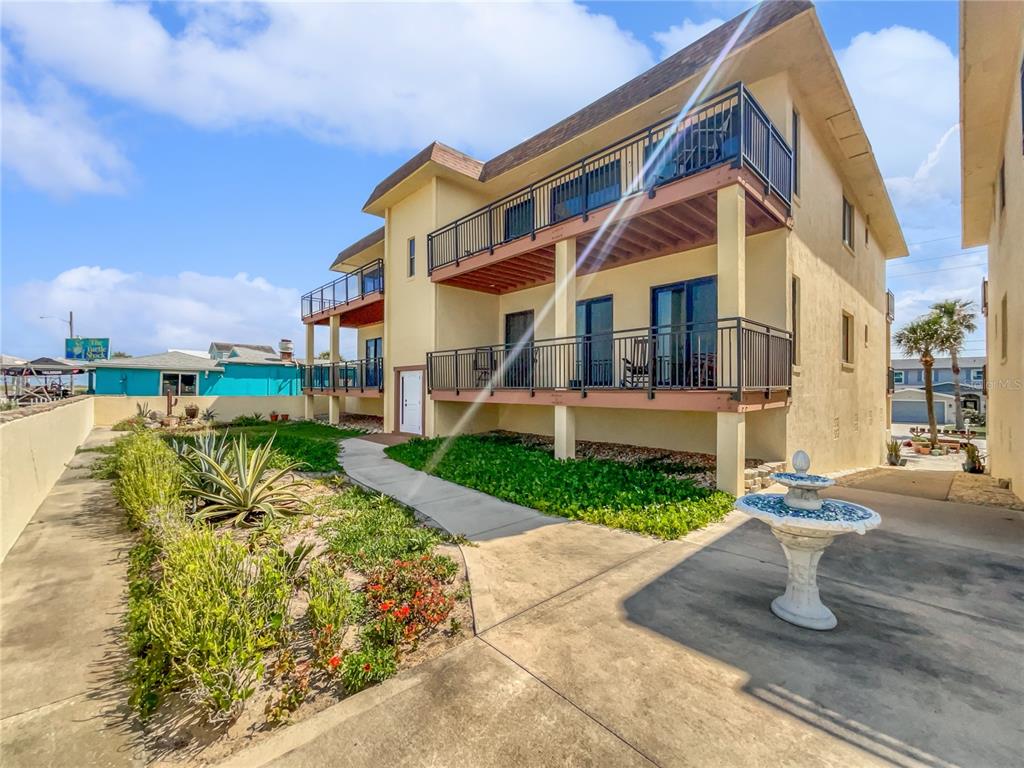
left=472, top=348, right=494, bottom=387
left=620, top=337, right=650, bottom=389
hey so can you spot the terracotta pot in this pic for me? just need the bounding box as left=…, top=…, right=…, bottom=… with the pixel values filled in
left=280, top=414, right=290, bottom=422
left=184, top=405, right=199, bottom=420
left=270, top=413, right=279, bottom=422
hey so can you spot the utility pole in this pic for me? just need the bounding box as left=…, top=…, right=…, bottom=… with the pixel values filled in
left=69, top=310, right=74, bottom=340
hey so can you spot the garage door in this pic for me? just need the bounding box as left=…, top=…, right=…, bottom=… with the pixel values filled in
left=892, top=400, right=946, bottom=424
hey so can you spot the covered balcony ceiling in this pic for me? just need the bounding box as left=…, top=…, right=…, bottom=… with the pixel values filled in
left=305, top=296, right=384, bottom=327
left=302, top=258, right=384, bottom=327
left=435, top=167, right=788, bottom=294
left=428, top=83, right=792, bottom=296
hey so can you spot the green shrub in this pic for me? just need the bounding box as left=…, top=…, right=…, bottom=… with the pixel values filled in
left=307, top=559, right=364, bottom=631
left=319, top=489, right=442, bottom=571
left=147, top=525, right=290, bottom=721
left=386, top=435, right=733, bottom=539
left=341, top=642, right=397, bottom=693
left=231, top=414, right=265, bottom=427
left=112, top=416, right=146, bottom=432
left=113, top=431, right=184, bottom=529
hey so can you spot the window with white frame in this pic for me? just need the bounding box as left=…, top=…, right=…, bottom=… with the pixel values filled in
left=970, top=368, right=984, bottom=384
left=892, top=370, right=905, bottom=385
left=161, top=372, right=197, bottom=395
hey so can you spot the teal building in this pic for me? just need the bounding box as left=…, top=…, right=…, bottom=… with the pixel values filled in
left=92, top=344, right=301, bottom=397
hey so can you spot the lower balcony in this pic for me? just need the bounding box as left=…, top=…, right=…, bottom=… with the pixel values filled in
left=302, top=359, right=384, bottom=397
left=427, top=318, right=791, bottom=412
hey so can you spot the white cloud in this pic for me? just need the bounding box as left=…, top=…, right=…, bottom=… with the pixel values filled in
left=1, top=1, right=653, bottom=158
left=652, top=18, right=725, bottom=60
left=1, top=76, right=130, bottom=196
left=9, top=266, right=303, bottom=357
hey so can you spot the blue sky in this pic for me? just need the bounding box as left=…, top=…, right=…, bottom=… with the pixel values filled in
left=1, top=1, right=980, bottom=361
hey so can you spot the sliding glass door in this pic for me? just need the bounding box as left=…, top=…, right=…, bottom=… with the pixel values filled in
left=651, top=277, right=717, bottom=387
left=576, top=296, right=613, bottom=387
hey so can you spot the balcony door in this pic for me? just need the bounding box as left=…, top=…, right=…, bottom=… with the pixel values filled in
left=576, top=296, right=613, bottom=387
left=504, top=310, right=534, bottom=388
left=651, top=277, right=717, bottom=387
left=364, top=336, right=382, bottom=388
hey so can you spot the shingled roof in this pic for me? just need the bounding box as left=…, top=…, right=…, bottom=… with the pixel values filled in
left=362, top=0, right=812, bottom=211
left=331, top=226, right=386, bottom=270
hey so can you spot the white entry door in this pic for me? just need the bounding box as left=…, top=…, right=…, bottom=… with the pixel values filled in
left=399, top=370, right=423, bottom=435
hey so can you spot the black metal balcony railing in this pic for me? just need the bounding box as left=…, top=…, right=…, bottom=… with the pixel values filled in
left=302, top=358, right=384, bottom=393
left=887, top=367, right=896, bottom=394
left=427, top=83, right=792, bottom=274
left=886, top=289, right=895, bottom=322
left=426, top=318, right=791, bottom=401
left=301, top=259, right=384, bottom=320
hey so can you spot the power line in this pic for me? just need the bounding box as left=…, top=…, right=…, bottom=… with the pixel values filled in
left=889, top=247, right=986, bottom=266
left=887, top=262, right=986, bottom=279
left=904, top=234, right=961, bottom=247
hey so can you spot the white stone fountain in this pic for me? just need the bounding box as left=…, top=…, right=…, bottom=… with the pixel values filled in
left=735, top=450, right=880, bottom=630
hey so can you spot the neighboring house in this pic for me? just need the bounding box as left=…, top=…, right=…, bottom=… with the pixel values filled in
left=301, top=0, right=908, bottom=493
left=891, top=388, right=959, bottom=427
left=889, top=356, right=987, bottom=418
left=960, top=2, right=1023, bottom=495
left=92, top=342, right=301, bottom=396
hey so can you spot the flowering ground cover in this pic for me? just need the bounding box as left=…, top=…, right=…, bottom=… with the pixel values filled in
left=385, top=432, right=734, bottom=539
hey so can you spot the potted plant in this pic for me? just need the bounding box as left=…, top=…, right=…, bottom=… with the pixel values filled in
left=184, top=404, right=200, bottom=420
left=280, top=413, right=290, bottom=422
left=963, top=443, right=985, bottom=474
left=885, top=439, right=902, bottom=466
left=270, top=411, right=280, bottom=422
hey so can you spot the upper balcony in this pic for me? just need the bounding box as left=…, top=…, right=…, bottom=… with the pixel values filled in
left=301, top=258, right=384, bottom=326
left=427, top=83, right=792, bottom=293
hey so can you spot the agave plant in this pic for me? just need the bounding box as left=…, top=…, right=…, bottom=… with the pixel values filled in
left=136, top=401, right=155, bottom=420
left=201, top=407, right=217, bottom=422
left=185, top=433, right=307, bottom=527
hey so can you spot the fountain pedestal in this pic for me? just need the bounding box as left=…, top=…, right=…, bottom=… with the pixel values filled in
left=735, top=451, right=880, bottom=630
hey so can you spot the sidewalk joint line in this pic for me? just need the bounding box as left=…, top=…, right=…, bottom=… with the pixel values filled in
left=479, top=636, right=663, bottom=768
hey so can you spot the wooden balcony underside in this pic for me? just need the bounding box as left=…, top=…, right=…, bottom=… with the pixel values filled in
left=432, top=166, right=790, bottom=295
left=430, top=387, right=789, bottom=413
left=304, top=291, right=384, bottom=327
left=302, top=387, right=382, bottom=398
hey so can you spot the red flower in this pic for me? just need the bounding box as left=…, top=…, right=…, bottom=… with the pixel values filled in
left=362, top=663, right=372, bottom=672
left=379, top=600, right=395, bottom=612
left=393, top=605, right=411, bottom=620
left=328, top=655, right=341, bottom=669
left=368, top=583, right=383, bottom=592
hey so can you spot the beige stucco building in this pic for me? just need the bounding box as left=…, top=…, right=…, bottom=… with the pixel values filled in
left=302, top=0, right=906, bottom=494
left=960, top=1, right=1024, bottom=497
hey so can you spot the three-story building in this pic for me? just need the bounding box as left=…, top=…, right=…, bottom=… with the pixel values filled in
left=302, top=0, right=907, bottom=493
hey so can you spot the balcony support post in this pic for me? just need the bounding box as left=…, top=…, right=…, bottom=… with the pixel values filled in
left=717, top=184, right=746, bottom=398
left=554, top=237, right=577, bottom=460
left=304, top=322, right=315, bottom=420
left=716, top=412, right=746, bottom=496
left=328, top=315, right=342, bottom=425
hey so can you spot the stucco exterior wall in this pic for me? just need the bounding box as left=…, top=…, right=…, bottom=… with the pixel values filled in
left=92, top=395, right=327, bottom=425
left=985, top=41, right=1024, bottom=493
left=783, top=76, right=890, bottom=474
left=0, top=397, right=95, bottom=562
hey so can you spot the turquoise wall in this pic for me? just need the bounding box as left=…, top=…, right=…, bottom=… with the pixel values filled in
left=93, top=368, right=162, bottom=396
left=205, top=364, right=302, bottom=395
left=92, top=365, right=300, bottom=396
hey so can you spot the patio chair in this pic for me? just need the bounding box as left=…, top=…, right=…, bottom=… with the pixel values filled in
left=620, top=337, right=650, bottom=389
left=472, top=348, right=494, bottom=387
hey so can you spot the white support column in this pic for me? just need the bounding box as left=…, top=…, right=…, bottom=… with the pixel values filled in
left=716, top=411, right=746, bottom=495
left=328, top=315, right=342, bottom=425
left=716, top=184, right=746, bottom=493
left=554, top=237, right=577, bottom=460
left=304, top=322, right=315, bottom=420
left=717, top=184, right=746, bottom=319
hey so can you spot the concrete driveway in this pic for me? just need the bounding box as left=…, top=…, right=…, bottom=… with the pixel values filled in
left=224, top=440, right=1024, bottom=768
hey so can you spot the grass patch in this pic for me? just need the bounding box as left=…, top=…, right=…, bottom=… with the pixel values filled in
left=215, top=422, right=362, bottom=472
left=317, top=488, right=443, bottom=571
left=385, top=435, right=733, bottom=539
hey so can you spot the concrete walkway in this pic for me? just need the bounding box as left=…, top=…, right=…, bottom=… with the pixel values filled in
left=222, top=438, right=1024, bottom=768
left=0, top=428, right=144, bottom=767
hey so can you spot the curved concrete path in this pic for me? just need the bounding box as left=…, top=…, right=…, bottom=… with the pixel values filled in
left=222, top=437, right=1024, bottom=768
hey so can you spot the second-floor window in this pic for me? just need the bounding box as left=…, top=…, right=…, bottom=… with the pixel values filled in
left=842, top=197, right=854, bottom=250
left=970, top=368, right=984, bottom=384
left=892, top=370, right=905, bottom=385
left=841, top=311, right=854, bottom=364
left=408, top=237, right=416, bottom=277
left=792, top=109, right=800, bottom=197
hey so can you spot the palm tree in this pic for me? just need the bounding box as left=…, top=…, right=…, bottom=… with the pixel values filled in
left=894, top=315, right=946, bottom=447
left=930, top=299, right=978, bottom=430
